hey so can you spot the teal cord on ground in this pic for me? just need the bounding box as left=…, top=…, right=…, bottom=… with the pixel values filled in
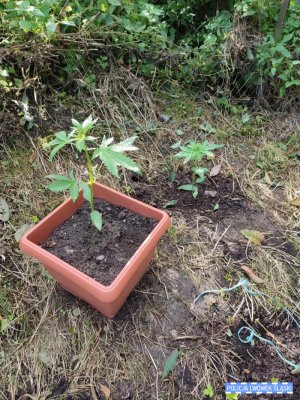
left=194, top=279, right=300, bottom=374
left=238, top=326, right=300, bottom=374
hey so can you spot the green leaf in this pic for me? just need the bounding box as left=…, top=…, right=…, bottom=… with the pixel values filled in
left=108, top=0, right=121, bottom=5
left=175, top=141, right=223, bottom=164
left=286, top=80, right=300, bottom=88
left=60, top=20, right=76, bottom=26
left=45, top=131, right=72, bottom=160
left=196, top=177, right=206, bottom=183
left=171, top=140, right=182, bottom=149
left=241, top=229, right=265, bottom=245
left=82, top=114, right=93, bottom=128
left=271, top=377, right=279, bottom=383
left=93, top=148, right=140, bottom=177
left=161, top=349, right=179, bottom=380
left=226, top=394, right=239, bottom=400
left=46, top=179, right=72, bottom=192
left=178, top=184, right=197, bottom=192
left=203, top=384, right=214, bottom=398
left=75, top=138, right=86, bottom=152
left=46, top=20, right=57, bottom=36
left=213, top=203, right=220, bottom=211
left=19, top=20, right=33, bottom=32
left=45, top=174, right=71, bottom=181
left=80, top=182, right=92, bottom=203
left=276, top=43, right=292, bottom=59
left=175, top=129, right=184, bottom=136
left=192, top=186, right=199, bottom=198
left=90, top=210, right=102, bottom=230
left=69, top=181, right=79, bottom=202
left=163, top=199, right=178, bottom=208
left=241, top=113, right=250, bottom=124
left=110, top=136, right=138, bottom=152
left=71, top=118, right=81, bottom=128
left=193, top=167, right=208, bottom=177
left=169, top=170, right=176, bottom=183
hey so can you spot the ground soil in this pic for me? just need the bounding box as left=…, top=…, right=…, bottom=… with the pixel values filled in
left=2, top=96, right=300, bottom=400
left=132, top=171, right=244, bottom=220
left=42, top=199, right=157, bottom=286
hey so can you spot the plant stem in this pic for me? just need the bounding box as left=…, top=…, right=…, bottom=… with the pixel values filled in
left=274, top=0, right=291, bottom=42
left=84, top=148, right=95, bottom=211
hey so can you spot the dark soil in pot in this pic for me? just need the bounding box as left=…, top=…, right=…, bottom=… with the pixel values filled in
left=42, top=199, right=157, bottom=286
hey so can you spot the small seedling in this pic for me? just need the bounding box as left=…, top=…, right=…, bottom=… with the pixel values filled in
left=45, top=115, right=140, bottom=230
left=174, top=140, right=223, bottom=198
left=203, top=384, right=214, bottom=398
left=226, top=394, right=239, bottom=399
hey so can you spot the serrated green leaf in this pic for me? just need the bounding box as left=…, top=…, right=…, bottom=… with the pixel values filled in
left=71, top=118, right=81, bottom=128
left=55, top=131, right=67, bottom=141
left=110, top=136, right=138, bottom=152
left=175, top=141, right=223, bottom=164
left=69, top=181, right=79, bottom=202
left=162, top=349, right=179, bottom=380
left=82, top=114, right=93, bottom=128
left=90, top=210, right=102, bottom=230
left=46, top=180, right=72, bottom=192
left=100, top=136, right=114, bottom=147
left=48, top=144, right=66, bottom=160
left=80, top=182, right=92, bottom=203
left=45, top=131, right=72, bottom=160
left=93, top=148, right=140, bottom=177
left=75, top=138, right=86, bottom=152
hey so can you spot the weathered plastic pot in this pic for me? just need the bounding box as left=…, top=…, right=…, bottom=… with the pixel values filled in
left=20, top=182, right=171, bottom=318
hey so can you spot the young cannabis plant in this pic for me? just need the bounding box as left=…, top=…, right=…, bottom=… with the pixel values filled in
left=45, top=115, right=140, bottom=230
left=174, top=140, right=223, bottom=198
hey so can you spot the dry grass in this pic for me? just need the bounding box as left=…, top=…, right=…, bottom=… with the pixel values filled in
left=1, top=85, right=300, bottom=400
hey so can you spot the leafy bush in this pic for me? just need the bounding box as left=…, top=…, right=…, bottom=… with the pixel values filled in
left=1, top=0, right=299, bottom=98
left=176, top=0, right=300, bottom=96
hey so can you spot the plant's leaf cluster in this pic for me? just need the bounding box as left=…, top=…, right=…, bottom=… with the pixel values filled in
left=45, top=115, right=139, bottom=230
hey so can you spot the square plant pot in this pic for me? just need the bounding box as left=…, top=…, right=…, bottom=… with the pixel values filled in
left=20, top=182, right=171, bottom=318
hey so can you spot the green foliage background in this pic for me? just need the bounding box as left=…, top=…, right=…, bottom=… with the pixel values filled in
left=1, top=0, right=299, bottom=96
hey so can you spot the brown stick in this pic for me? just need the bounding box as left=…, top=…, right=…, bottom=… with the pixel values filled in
left=274, top=0, right=291, bottom=42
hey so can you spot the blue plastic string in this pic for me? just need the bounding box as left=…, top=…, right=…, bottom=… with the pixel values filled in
left=194, top=278, right=300, bottom=373
left=238, top=326, right=300, bottom=374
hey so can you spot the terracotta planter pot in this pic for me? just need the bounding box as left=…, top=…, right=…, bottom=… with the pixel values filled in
left=20, top=182, right=171, bottom=318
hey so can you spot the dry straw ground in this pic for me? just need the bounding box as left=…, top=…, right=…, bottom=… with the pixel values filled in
left=0, top=76, right=300, bottom=399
